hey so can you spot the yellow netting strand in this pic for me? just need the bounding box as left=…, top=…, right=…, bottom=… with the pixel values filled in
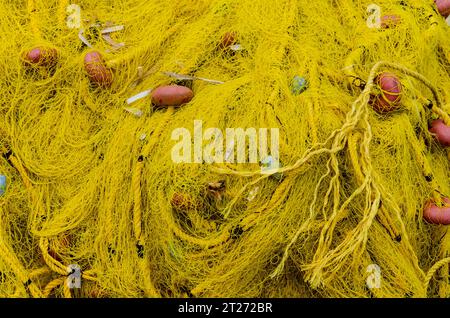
left=424, top=257, right=450, bottom=296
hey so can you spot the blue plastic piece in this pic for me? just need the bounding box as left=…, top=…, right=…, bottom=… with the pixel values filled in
left=291, top=75, right=308, bottom=95
left=260, top=156, right=284, bottom=181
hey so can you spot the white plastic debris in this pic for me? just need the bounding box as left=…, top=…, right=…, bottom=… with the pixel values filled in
left=101, top=25, right=124, bottom=34
left=247, top=186, right=259, bottom=202
left=137, top=66, right=144, bottom=80
left=102, top=34, right=125, bottom=50
left=229, top=44, right=243, bottom=51
left=78, top=29, right=93, bottom=48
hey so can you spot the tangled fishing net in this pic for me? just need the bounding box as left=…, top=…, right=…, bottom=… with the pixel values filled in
left=0, top=0, right=450, bottom=298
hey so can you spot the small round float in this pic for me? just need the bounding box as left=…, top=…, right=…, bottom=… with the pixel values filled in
left=380, top=15, right=401, bottom=29
left=435, top=0, right=450, bottom=18
left=220, top=32, right=237, bottom=49
left=84, top=51, right=113, bottom=87
left=429, top=119, right=450, bottom=147
left=23, top=47, right=58, bottom=67
left=151, top=85, right=193, bottom=108
left=170, top=192, right=197, bottom=211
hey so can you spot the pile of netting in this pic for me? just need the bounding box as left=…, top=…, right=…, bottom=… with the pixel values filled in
left=0, top=0, right=449, bottom=298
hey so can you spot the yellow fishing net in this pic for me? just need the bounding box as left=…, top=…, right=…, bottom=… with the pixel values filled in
left=0, top=0, right=449, bottom=298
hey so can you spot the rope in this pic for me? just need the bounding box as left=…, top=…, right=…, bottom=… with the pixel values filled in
left=43, top=277, right=65, bottom=298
